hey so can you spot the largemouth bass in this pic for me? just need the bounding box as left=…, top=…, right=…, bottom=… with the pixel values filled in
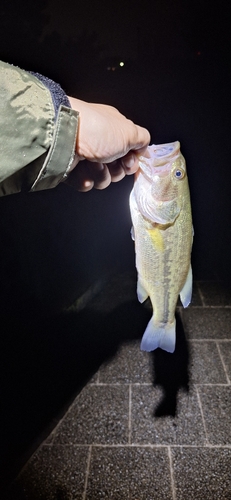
left=129, top=141, right=193, bottom=353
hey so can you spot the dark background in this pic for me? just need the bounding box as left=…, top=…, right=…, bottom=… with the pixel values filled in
left=1, top=0, right=231, bottom=288
left=0, top=0, right=231, bottom=490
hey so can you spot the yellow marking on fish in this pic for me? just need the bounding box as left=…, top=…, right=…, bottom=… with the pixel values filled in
left=147, top=227, right=164, bottom=251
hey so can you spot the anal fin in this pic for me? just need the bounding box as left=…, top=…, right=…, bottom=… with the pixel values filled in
left=180, top=265, right=192, bottom=308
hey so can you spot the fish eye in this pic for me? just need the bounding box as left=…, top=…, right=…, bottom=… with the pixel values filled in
left=174, top=168, right=185, bottom=180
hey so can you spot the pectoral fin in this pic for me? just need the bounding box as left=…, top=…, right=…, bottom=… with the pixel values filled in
left=130, top=226, right=135, bottom=241
left=180, top=265, right=192, bottom=308
left=137, top=277, right=149, bottom=303
left=140, top=317, right=176, bottom=353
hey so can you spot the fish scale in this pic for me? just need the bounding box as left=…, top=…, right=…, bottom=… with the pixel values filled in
left=129, top=141, right=193, bottom=353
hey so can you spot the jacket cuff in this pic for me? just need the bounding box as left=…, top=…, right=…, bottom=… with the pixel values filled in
left=28, top=71, right=71, bottom=119
left=30, top=105, right=79, bottom=191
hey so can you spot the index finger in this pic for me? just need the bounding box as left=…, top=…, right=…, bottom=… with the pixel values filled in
left=128, top=124, right=151, bottom=151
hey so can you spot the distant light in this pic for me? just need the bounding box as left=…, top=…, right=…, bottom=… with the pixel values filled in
left=119, top=61, right=125, bottom=67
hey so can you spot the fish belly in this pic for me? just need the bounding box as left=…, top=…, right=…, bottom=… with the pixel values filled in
left=130, top=190, right=192, bottom=353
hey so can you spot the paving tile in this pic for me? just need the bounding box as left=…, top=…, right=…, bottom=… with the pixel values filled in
left=198, top=386, right=231, bottom=445
left=3, top=276, right=231, bottom=498
left=172, top=447, right=231, bottom=500
left=198, top=281, right=231, bottom=306
left=182, top=308, right=231, bottom=339
left=189, top=341, right=227, bottom=384
left=131, top=386, right=206, bottom=445
left=52, top=385, right=129, bottom=445
left=5, top=445, right=88, bottom=500
left=98, top=341, right=152, bottom=384
left=88, top=371, right=99, bottom=384
left=189, top=281, right=204, bottom=306
left=86, top=446, right=172, bottom=500
left=218, top=342, right=231, bottom=382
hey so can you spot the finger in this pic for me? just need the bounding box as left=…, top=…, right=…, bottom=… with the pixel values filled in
left=121, top=145, right=151, bottom=175
left=90, top=163, right=111, bottom=190
left=64, top=162, right=94, bottom=192
left=107, top=161, right=125, bottom=182
left=120, top=152, right=137, bottom=175
left=134, top=145, right=151, bottom=157
left=65, top=161, right=112, bottom=191
left=130, top=125, right=151, bottom=151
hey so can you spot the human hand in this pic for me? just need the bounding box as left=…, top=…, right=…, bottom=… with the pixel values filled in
left=65, top=97, right=150, bottom=191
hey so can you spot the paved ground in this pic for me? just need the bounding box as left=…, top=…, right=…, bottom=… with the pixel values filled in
left=2, top=273, right=231, bottom=499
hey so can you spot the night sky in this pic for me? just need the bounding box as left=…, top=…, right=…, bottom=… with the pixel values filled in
left=42, top=0, right=229, bottom=59
left=42, top=0, right=187, bottom=58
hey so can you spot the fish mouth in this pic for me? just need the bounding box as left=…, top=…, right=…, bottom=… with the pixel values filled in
left=135, top=141, right=185, bottom=223
left=139, top=141, right=181, bottom=181
left=145, top=141, right=180, bottom=162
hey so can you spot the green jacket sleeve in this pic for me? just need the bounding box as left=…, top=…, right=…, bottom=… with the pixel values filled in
left=0, top=60, right=79, bottom=196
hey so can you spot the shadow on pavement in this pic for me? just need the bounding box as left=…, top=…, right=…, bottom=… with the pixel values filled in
left=0, top=293, right=191, bottom=493
left=151, top=312, right=190, bottom=417
left=0, top=298, right=150, bottom=491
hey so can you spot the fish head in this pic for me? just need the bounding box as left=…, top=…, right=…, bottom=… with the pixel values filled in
left=134, top=142, right=189, bottom=224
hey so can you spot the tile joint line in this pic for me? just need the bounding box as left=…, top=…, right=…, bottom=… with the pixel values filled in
left=168, top=446, right=177, bottom=500
left=82, top=445, right=92, bottom=500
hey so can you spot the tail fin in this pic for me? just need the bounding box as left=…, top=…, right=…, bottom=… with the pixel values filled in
left=140, top=317, right=176, bottom=353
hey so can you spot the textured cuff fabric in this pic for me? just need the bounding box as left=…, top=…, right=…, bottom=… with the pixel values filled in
left=28, top=72, right=71, bottom=119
